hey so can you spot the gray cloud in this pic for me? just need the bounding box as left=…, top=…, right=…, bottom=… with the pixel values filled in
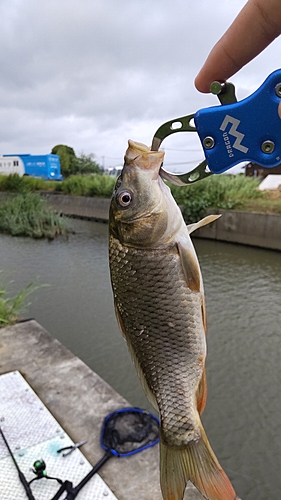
left=0, top=0, right=280, bottom=170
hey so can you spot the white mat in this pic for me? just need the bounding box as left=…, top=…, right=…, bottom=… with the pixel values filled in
left=0, top=371, right=117, bottom=500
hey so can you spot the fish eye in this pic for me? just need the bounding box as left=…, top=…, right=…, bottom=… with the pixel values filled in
left=117, top=190, right=133, bottom=208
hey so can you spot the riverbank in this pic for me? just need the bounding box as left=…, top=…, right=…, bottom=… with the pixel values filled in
left=42, top=193, right=281, bottom=251
left=0, top=320, right=202, bottom=500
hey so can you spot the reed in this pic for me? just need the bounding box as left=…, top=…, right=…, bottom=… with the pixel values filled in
left=0, top=279, right=42, bottom=327
left=0, top=192, right=67, bottom=239
left=170, top=174, right=264, bottom=223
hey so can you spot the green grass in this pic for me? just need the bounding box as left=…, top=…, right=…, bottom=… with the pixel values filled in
left=0, top=192, right=67, bottom=239
left=54, top=174, right=116, bottom=197
left=0, top=174, right=57, bottom=192
left=0, top=278, right=43, bottom=327
left=237, top=190, right=281, bottom=214
left=0, top=173, right=116, bottom=198
left=170, top=174, right=264, bottom=223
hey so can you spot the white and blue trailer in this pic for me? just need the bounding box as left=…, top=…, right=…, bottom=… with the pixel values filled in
left=0, top=154, right=63, bottom=180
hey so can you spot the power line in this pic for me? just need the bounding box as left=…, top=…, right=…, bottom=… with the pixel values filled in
left=99, top=156, right=122, bottom=160
left=164, top=159, right=202, bottom=166
left=163, top=147, right=202, bottom=152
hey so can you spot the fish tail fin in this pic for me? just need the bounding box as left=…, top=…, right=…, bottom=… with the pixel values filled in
left=160, top=424, right=237, bottom=500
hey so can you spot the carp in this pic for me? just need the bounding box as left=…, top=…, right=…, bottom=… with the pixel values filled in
left=109, top=140, right=237, bottom=500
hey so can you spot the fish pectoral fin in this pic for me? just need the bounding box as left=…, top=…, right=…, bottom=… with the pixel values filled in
left=177, top=242, right=200, bottom=293
left=196, top=367, right=207, bottom=415
left=114, top=301, right=127, bottom=339
left=160, top=422, right=237, bottom=500
left=187, top=214, right=221, bottom=235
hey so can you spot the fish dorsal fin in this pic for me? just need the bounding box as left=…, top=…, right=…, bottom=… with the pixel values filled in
left=187, top=214, right=221, bottom=235
left=177, top=241, right=201, bottom=293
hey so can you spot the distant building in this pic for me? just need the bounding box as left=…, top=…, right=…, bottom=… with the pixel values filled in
left=245, top=162, right=281, bottom=179
left=106, top=166, right=123, bottom=176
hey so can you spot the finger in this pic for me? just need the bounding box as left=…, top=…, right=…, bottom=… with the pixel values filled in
left=278, top=100, right=281, bottom=119
left=195, top=0, right=281, bottom=93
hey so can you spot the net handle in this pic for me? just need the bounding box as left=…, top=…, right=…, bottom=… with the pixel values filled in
left=64, top=450, right=113, bottom=500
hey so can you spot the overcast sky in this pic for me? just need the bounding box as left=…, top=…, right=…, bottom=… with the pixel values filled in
left=1, top=0, right=281, bottom=173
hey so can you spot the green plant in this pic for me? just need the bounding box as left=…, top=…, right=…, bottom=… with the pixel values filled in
left=0, top=174, right=57, bottom=193
left=87, top=175, right=116, bottom=197
left=0, top=279, right=44, bottom=327
left=0, top=173, right=26, bottom=192
left=181, top=197, right=211, bottom=224
left=70, top=153, right=102, bottom=175
left=0, top=193, right=67, bottom=239
left=170, top=174, right=263, bottom=223
left=58, top=174, right=116, bottom=197
left=51, top=144, right=77, bottom=178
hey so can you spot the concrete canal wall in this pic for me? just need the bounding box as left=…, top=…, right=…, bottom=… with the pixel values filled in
left=42, top=193, right=111, bottom=222
left=0, top=320, right=203, bottom=500
left=194, top=209, right=281, bottom=251
left=43, top=193, right=281, bottom=251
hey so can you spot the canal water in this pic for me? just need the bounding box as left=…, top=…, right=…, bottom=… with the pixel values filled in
left=0, top=218, right=280, bottom=500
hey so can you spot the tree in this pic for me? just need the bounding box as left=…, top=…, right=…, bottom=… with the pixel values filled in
left=51, top=144, right=77, bottom=178
left=51, top=146, right=103, bottom=177
left=71, top=153, right=102, bottom=175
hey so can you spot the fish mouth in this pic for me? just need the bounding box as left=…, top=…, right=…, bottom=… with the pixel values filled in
left=125, top=140, right=165, bottom=173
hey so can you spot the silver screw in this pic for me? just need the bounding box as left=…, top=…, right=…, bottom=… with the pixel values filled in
left=261, top=140, right=275, bottom=154
left=203, top=136, right=215, bottom=149
left=275, top=83, right=281, bottom=97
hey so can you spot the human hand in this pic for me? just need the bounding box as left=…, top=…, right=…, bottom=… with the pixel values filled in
left=194, top=0, right=281, bottom=118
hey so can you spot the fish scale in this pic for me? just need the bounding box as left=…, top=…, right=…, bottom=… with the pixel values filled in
left=109, top=234, right=205, bottom=446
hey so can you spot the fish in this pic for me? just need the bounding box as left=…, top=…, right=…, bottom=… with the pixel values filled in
left=108, top=140, right=238, bottom=500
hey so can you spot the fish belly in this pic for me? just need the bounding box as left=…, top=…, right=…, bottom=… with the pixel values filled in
left=109, top=235, right=206, bottom=446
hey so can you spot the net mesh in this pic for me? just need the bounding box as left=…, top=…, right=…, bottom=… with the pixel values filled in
left=101, top=409, right=159, bottom=456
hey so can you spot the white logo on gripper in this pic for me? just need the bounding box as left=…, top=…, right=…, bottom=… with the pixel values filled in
left=220, top=115, right=249, bottom=155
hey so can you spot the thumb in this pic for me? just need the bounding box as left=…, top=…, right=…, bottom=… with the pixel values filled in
left=279, top=100, right=281, bottom=119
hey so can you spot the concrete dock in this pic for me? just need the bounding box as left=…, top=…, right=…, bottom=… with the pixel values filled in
left=0, top=320, right=203, bottom=500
